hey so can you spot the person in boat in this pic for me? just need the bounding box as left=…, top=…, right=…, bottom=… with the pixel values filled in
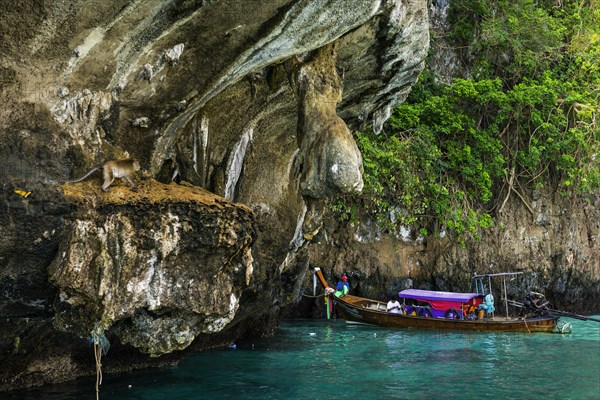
left=478, top=293, right=495, bottom=317
left=334, top=274, right=350, bottom=297
left=463, top=302, right=478, bottom=320
left=386, top=295, right=402, bottom=314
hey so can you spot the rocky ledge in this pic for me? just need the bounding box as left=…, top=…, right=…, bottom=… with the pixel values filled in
left=1, top=179, right=256, bottom=389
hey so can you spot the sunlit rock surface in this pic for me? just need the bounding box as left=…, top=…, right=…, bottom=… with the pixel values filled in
left=49, top=180, right=255, bottom=357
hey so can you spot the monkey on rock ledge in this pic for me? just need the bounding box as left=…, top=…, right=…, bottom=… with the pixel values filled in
left=65, top=159, right=141, bottom=192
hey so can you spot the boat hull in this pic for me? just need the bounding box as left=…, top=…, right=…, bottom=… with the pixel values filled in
left=335, top=295, right=558, bottom=333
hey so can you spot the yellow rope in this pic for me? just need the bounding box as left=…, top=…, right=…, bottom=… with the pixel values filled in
left=524, top=317, right=531, bottom=334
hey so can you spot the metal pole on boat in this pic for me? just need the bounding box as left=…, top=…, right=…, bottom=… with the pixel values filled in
left=488, top=276, right=494, bottom=318
left=503, top=276, right=509, bottom=318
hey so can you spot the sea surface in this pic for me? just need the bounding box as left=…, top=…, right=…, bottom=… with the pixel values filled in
left=6, top=317, right=600, bottom=400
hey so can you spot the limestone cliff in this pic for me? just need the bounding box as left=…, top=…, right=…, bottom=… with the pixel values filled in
left=307, top=0, right=600, bottom=316
left=0, top=0, right=429, bottom=390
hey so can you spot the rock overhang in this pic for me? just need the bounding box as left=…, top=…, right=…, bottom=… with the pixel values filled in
left=0, top=0, right=430, bottom=388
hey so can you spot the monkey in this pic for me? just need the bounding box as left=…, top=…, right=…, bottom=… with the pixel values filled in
left=65, top=159, right=141, bottom=192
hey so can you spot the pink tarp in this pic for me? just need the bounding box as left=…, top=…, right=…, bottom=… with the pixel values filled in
left=426, top=300, right=463, bottom=312
left=399, top=289, right=481, bottom=311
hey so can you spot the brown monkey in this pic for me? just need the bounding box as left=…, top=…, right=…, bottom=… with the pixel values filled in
left=65, top=159, right=141, bottom=192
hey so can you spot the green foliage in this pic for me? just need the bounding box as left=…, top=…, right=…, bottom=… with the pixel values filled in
left=332, top=0, right=599, bottom=242
left=448, top=0, right=565, bottom=83
left=346, top=78, right=509, bottom=242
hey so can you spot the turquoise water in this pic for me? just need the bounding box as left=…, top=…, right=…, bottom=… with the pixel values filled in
left=6, top=317, right=600, bottom=399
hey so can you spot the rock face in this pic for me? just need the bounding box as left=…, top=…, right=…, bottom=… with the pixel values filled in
left=293, top=42, right=364, bottom=199
left=310, top=190, right=600, bottom=314
left=0, top=0, right=430, bottom=390
left=50, top=180, right=256, bottom=357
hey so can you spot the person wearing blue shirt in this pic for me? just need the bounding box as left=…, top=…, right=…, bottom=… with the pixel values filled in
left=335, top=275, right=350, bottom=297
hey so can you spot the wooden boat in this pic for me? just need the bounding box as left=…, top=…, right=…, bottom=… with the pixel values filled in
left=314, top=268, right=560, bottom=333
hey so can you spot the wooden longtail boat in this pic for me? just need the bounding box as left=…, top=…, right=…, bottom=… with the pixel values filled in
left=314, top=268, right=560, bottom=333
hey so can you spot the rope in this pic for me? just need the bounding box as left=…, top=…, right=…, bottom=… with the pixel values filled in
left=301, top=293, right=327, bottom=298
left=94, top=342, right=102, bottom=400
left=90, top=323, right=110, bottom=400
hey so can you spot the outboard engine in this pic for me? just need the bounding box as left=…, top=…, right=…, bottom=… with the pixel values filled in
left=523, top=292, right=550, bottom=313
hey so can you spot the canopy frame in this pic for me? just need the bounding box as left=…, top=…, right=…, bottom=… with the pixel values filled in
left=472, top=272, right=523, bottom=318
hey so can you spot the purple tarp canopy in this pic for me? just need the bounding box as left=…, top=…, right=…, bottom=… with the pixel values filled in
left=399, top=289, right=479, bottom=303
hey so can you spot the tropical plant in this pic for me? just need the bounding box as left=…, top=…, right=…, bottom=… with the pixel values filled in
left=332, top=0, right=599, bottom=243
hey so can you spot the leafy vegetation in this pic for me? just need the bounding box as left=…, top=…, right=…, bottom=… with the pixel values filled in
left=333, top=0, right=599, bottom=243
